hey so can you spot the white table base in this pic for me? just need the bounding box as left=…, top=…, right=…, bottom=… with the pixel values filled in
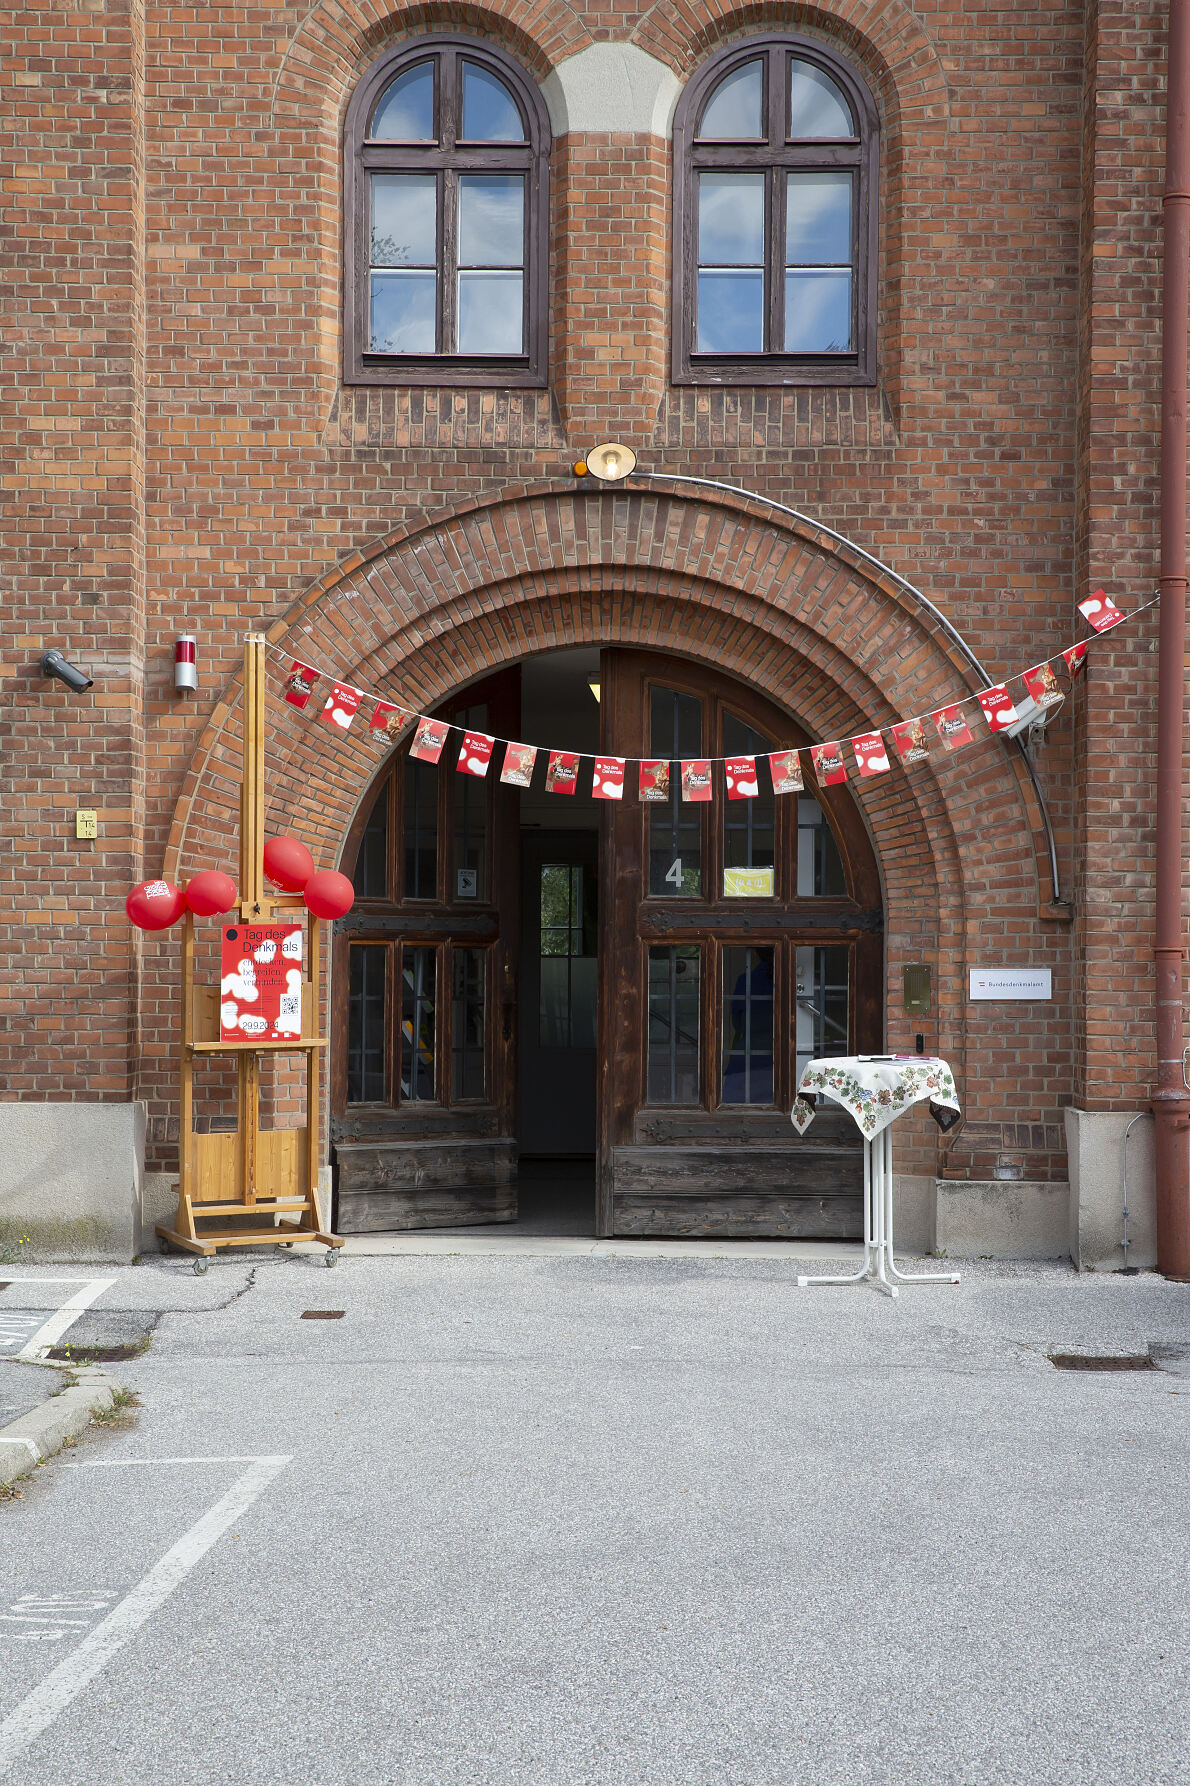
left=797, top=1124, right=961, bottom=1298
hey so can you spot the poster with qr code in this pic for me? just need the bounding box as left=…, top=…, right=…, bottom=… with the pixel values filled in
left=220, top=923, right=304, bottom=1042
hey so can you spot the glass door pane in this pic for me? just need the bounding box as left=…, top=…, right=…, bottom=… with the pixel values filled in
left=722, top=712, right=775, bottom=896
left=648, top=687, right=703, bottom=896
left=647, top=945, right=701, bottom=1104
left=721, top=945, right=775, bottom=1104
left=795, top=944, right=849, bottom=1085
left=400, top=946, right=437, bottom=1101
left=347, top=943, right=388, bottom=1103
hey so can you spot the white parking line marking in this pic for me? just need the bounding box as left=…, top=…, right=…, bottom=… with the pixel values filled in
left=14, top=1280, right=118, bottom=1360
left=65, top=1456, right=285, bottom=1467
left=0, top=1454, right=290, bottom=1774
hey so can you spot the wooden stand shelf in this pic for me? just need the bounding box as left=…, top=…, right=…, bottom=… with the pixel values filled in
left=156, top=634, right=344, bottom=1273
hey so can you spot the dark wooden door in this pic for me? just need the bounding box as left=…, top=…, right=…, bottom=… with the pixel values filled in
left=598, top=650, right=883, bottom=1239
left=331, top=670, right=521, bottom=1231
left=518, top=831, right=598, bottom=1155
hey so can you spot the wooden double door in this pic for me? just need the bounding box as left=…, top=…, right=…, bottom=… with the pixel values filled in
left=331, top=651, right=883, bottom=1236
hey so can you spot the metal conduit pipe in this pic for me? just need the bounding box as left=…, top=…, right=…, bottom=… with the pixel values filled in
left=638, top=470, right=1064, bottom=904
left=1154, top=0, right=1190, bottom=1278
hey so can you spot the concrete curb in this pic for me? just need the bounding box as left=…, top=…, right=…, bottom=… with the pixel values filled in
left=0, top=1365, right=117, bottom=1488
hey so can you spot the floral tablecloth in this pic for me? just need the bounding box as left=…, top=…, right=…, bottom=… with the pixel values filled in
left=792, top=1055, right=961, bottom=1139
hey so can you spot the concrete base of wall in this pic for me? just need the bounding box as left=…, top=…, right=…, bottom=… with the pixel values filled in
left=934, top=1178, right=1070, bottom=1260
left=1064, top=1107, right=1154, bottom=1272
left=0, top=1103, right=145, bottom=1263
left=892, top=1175, right=935, bottom=1254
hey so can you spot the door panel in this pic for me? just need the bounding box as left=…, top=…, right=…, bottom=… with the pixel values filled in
left=599, top=649, right=883, bottom=1239
left=332, top=669, right=520, bottom=1230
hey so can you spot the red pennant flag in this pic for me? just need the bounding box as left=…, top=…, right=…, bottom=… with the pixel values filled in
left=1078, top=589, right=1125, bottom=633
left=933, top=705, right=973, bottom=751
left=318, top=682, right=362, bottom=732
left=591, top=756, right=625, bottom=800
left=638, top=760, right=670, bottom=802
left=1022, top=662, right=1064, bottom=710
left=977, top=686, right=1019, bottom=732
left=768, top=749, right=803, bottom=794
left=370, top=700, right=414, bottom=740
left=851, top=731, right=890, bottom=779
left=811, top=741, right=848, bottom=786
left=457, top=730, right=495, bottom=777
left=545, top=750, right=580, bottom=795
left=1062, top=641, right=1089, bottom=677
left=724, top=756, right=759, bottom=799
left=892, top=719, right=930, bottom=766
left=410, top=717, right=450, bottom=764
left=283, top=661, right=318, bottom=709
left=681, top=759, right=713, bottom=801
left=500, top=742, right=537, bottom=787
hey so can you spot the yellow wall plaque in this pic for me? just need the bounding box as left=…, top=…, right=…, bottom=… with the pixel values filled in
left=723, top=866, right=775, bottom=898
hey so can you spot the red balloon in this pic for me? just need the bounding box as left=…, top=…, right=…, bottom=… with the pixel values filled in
left=263, top=835, right=314, bottom=892
left=125, top=879, right=186, bottom=931
left=302, top=869, right=355, bottom=920
left=184, top=870, right=238, bottom=916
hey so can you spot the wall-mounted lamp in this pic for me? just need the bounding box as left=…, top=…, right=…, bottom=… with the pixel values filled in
left=573, top=441, right=637, bottom=484
left=40, top=649, right=94, bottom=694
left=174, top=635, right=198, bottom=694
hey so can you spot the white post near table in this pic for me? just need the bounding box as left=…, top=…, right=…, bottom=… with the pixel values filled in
left=791, top=1055, right=963, bottom=1298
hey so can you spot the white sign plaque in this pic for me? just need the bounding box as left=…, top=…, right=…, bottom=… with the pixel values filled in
left=969, top=968, right=1052, bottom=1001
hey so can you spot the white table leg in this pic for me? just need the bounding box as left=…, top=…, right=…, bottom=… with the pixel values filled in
left=869, top=1126, right=899, bottom=1298
left=797, top=1134, right=876, bottom=1289
left=881, top=1126, right=961, bottom=1286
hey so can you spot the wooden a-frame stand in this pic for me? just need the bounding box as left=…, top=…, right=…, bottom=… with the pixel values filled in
left=157, top=634, right=344, bottom=1271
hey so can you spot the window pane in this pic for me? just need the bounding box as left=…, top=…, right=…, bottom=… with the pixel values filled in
left=458, top=271, right=524, bottom=354
left=400, top=947, right=436, bottom=1102
left=786, top=172, right=852, bottom=264
left=370, top=271, right=437, bottom=353
left=722, top=713, right=774, bottom=894
left=371, top=173, right=436, bottom=266
left=788, top=59, right=854, bottom=138
left=795, top=944, right=849, bottom=1086
left=796, top=795, right=847, bottom=896
left=697, top=59, right=763, bottom=139
left=370, top=63, right=435, bottom=141
left=452, top=705, right=488, bottom=898
left=722, top=946, right=775, bottom=1106
left=354, top=791, right=388, bottom=898
left=347, top=945, right=387, bottom=1103
left=649, top=688, right=703, bottom=897
left=784, top=270, right=853, bottom=352
left=403, top=756, right=438, bottom=898
left=461, top=61, right=525, bottom=141
left=697, top=271, right=764, bottom=354
left=458, top=174, right=524, bottom=266
left=698, top=171, right=764, bottom=264
left=451, top=949, right=487, bottom=1101
left=647, top=946, right=700, bottom=1105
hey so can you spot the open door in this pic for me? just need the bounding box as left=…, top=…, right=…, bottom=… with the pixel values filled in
left=331, top=670, right=520, bottom=1230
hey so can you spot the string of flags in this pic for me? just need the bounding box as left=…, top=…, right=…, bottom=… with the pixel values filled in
left=276, top=589, right=1146, bottom=802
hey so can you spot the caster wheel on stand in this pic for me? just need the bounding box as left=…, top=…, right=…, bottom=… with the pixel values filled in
left=193, top=1256, right=211, bottom=1276
left=325, top=1249, right=340, bottom=1269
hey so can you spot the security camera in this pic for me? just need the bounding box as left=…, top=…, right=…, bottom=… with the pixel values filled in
left=40, top=649, right=94, bottom=693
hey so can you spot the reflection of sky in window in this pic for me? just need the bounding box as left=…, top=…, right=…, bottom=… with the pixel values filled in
left=784, top=270, right=852, bottom=351
left=788, top=61, right=853, bottom=137
left=698, top=171, right=764, bottom=264
left=458, top=175, right=524, bottom=266
left=370, top=271, right=437, bottom=352
left=786, top=173, right=852, bottom=263
left=698, top=60, right=763, bottom=139
left=697, top=271, right=764, bottom=352
left=461, top=62, right=524, bottom=140
left=371, top=174, right=436, bottom=265
left=458, top=271, right=523, bottom=352
left=370, top=63, right=435, bottom=140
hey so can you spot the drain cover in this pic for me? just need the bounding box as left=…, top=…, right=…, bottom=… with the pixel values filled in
left=1050, top=1353, right=1153, bottom=1372
left=301, top=1310, right=345, bottom=1321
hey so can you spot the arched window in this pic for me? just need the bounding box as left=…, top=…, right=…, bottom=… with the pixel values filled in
left=671, top=36, right=878, bottom=386
left=343, top=38, right=550, bottom=386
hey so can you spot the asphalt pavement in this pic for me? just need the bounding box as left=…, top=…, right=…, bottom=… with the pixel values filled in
left=1, top=1253, right=1189, bottom=1785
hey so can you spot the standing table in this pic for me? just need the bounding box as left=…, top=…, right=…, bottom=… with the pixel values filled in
left=791, top=1055, right=962, bottom=1298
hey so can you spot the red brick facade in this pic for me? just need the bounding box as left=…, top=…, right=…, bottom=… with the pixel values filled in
left=0, top=1, right=1177, bottom=1199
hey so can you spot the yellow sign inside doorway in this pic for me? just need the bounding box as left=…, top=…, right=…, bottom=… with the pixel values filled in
left=723, top=867, right=775, bottom=898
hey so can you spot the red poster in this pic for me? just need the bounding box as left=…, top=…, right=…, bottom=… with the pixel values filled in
left=768, top=749, right=803, bottom=794
left=851, top=731, right=890, bottom=778
left=1062, top=641, right=1089, bottom=677
left=892, top=719, right=930, bottom=765
left=680, top=759, right=713, bottom=802
left=318, top=682, right=361, bottom=732
left=545, top=750, right=580, bottom=795
left=370, top=700, right=414, bottom=740
left=591, top=756, right=625, bottom=800
left=283, top=661, right=318, bottom=710
left=933, top=705, right=973, bottom=751
left=724, top=756, right=759, bottom=799
left=220, top=923, right=304, bottom=1042
left=410, top=717, right=450, bottom=764
left=977, top=685, right=1018, bottom=732
left=500, top=742, right=537, bottom=787
left=1078, top=588, right=1124, bottom=634
left=457, top=730, right=495, bottom=777
left=1022, top=661, right=1064, bottom=710
left=811, top=741, right=848, bottom=786
left=638, top=760, right=670, bottom=802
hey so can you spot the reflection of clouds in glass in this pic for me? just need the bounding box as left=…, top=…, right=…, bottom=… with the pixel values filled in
left=789, top=61, right=853, bottom=137
left=459, top=176, right=524, bottom=266
left=461, top=62, right=524, bottom=141
left=697, top=270, right=764, bottom=353
left=370, top=271, right=437, bottom=352
left=784, top=270, right=852, bottom=352
left=370, top=64, right=435, bottom=141
left=698, top=60, right=763, bottom=139
left=458, top=271, right=523, bottom=353
left=786, top=173, right=852, bottom=264
left=370, top=174, right=436, bottom=266
left=698, top=172, right=765, bottom=264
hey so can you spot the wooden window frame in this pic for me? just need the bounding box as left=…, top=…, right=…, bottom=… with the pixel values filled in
left=343, top=36, right=551, bottom=388
left=671, top=34, right=879, bottom=388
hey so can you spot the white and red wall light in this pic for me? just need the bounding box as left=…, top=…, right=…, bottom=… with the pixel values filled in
left=174, top=635, right=198, bottom=693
